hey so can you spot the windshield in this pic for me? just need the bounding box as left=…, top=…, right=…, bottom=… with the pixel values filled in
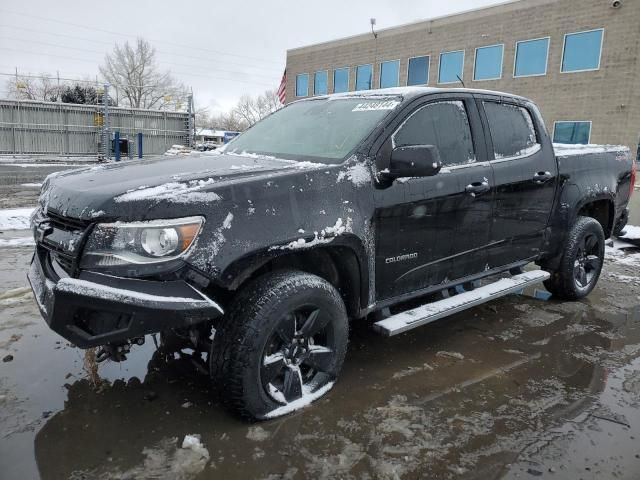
left=225, top=97, right=402, bottom=163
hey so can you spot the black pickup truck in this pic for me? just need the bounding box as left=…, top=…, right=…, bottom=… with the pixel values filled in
left=28, top=87, right=634, bottom=419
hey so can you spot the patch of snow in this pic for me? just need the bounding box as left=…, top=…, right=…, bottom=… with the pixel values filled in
left=56, top=278, right=223, bottom=312
left=222, top=212, right=233, bottom=229
left=230, top=164, right=260, bottom=170
left=436, top=351, right=465, bottom=360
left=619, top=225, right=640, bottom=241
left=270, top=217, right=352, bottom=251
left=246, top=426, right=270, bottom=442
left=164, top=145, right=193, bottom=156
left=0, top=207, right=36, bottom=231
left=337, top=163, right=370, bottom=187
left=115, top=178, right=221, bottom=204
left=264, top=381, right=335, bottom=419
left=1, top=163, right=77, bottom=167
left=553, top=143, right=630, bottom=157
left=0, top=237, right=34, bottom=248
left=20, top=183, right=42, bottom=188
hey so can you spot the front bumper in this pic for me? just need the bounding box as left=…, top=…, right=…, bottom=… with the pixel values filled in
left=27, top=249, right=223, bottom=349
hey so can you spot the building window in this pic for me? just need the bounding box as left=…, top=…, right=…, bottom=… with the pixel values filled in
left=474, top=44, right=503, bottom=81
left=407, top=56, right=429, bottom=86
left=483, top=102, right=540, bottom=159
left=379, top=60, right=400, bottom=88
left=393, top=101, right=475, bottom=166
left=514, top=37, right=550, bottom=77
left=438, top=50, right=464, bottom=84
left=561, top=29, right=604, bottom=73
left=295, top=73, right=309, bottom=97
left=356, top=64, right=373, bottom=91
left=553, top=121, right=591, bottom=144
left=333, top=67, right=349, bottom=93
left=314, top=70, right=328, bottom=95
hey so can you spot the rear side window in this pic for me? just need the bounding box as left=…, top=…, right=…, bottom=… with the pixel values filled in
left=483, top=101, right=539, bottom=159
left=393, top=101, right=475, bottom=166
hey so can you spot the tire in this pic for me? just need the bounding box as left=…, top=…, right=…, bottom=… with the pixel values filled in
left=544, top=216, right=605, bottom=300
left=209, top=270, right=348, bottom=420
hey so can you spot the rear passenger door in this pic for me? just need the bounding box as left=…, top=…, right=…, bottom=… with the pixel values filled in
left=478, top=97, right=558, bottom=268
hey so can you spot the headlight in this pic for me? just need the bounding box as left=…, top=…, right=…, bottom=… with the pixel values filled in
left=80, top=216, right=204, bottom=271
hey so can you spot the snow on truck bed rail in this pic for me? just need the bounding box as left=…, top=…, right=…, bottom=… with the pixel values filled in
left=553, top=143, right=630, bottom=157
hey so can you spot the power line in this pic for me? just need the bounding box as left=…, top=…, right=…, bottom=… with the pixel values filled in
left=0, top=24, right=283, bottom=73
left=0, top=35, right=281, bottom=80
left=0, top=69, right=276, bottom=90
left=0, top=8, right=283, bottom=67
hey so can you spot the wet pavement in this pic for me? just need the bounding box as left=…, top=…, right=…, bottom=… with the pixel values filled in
left=2, top=164, right=640, bottom=479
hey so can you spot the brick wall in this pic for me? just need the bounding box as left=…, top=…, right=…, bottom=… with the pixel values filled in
left=286, top=0, right=640, bottom=153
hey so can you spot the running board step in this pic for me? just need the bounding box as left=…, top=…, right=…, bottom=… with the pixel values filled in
left=373, top=270, right=550, bottom=337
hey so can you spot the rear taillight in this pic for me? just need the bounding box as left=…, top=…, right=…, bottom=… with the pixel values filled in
left=631, top=160, right=637, bottom=198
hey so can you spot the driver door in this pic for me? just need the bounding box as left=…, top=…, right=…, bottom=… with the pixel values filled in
left=373, top=96, right=494, bottom=301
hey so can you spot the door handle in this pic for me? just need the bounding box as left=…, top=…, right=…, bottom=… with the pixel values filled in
left=533, top=171, right=553, bottom=184
left=465, top=181, right=490, bottom=196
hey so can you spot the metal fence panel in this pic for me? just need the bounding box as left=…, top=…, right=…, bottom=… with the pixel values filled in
left=0, top=98, right=190, bottom=157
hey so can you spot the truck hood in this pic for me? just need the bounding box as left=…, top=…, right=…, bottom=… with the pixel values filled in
left=39, top=153, right=326, bottom=220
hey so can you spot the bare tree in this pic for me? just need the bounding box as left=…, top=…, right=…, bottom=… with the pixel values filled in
left=99, top=38, right=188, bottom=110
left=5, top=74, right=63, bottom=102
left=232, top=89, right=281, bottom=127
left=211, top=110, right=249, bottom=132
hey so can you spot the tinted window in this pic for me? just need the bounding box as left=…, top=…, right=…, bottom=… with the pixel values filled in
left=514, top=38, right=549, bottom=77
left=474, top=44, right=503, bottom=81
left=333, top=68, right=349, bottom=93
left=314, top=71, right=328, bottom=95
left=562, top=29, right=603, bottom=72
left=553, top=121, right=591, bottom=144
left=295, top=73, right=309, bottom=97
left=356, top=64, right=373, bottom=90
left=407, top=56, right=429, bottom=86
left=483, top=102, right=539, bottom=159
left=393, top=101, right=475, bottom=166
left=439, top=51, right=464, bottom=84
left=380, top=60, right=400, bottom=88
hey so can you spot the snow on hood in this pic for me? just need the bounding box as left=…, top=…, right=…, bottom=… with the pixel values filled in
left=38, top=153, right=329, bottom=218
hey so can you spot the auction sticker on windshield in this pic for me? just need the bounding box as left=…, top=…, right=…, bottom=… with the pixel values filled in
left=352, top=100, right=400, bottom=112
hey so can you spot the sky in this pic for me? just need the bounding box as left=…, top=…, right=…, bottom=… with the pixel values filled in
left=0, top=0, right=506, bottom=115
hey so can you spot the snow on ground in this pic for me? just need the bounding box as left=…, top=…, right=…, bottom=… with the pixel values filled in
left=619, top=225, right=640, bottom=242
left=0, top=207, right=36, bottom=231
left=0, top=155, right=98, bottom=164
left=0, top=237, right=34, bottom=248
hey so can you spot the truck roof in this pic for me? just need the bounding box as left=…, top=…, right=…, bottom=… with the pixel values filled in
left=312, top=86, right=530, bottom=103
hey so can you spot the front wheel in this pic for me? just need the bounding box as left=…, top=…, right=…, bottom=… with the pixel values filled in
left=210, top=270, right=348, bottom=420
left=544, top=216, right=605, bottom=300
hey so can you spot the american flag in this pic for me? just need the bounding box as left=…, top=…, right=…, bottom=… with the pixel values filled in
left=277, top=69, right=287, bottom=104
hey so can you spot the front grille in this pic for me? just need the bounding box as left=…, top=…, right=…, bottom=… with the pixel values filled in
left=46, top=209, right=89, bottom=231
left=35, top=209, right=92, bottom=278
left=52, top=252, right=74, bottom=275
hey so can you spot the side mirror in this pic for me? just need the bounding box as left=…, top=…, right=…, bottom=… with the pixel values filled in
left=386, top=145, right=442, bottom=179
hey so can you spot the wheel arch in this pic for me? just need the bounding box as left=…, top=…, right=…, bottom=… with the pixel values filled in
left=575, top=196, right=615, bottom=238
left=219, top=238, right=369, bottom=319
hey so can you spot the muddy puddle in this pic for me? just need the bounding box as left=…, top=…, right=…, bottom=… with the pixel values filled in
left=2, top=244, right=640, bottom=479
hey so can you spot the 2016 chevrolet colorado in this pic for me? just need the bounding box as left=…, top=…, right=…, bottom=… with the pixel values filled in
left=28, top=87, right=635, bottom=419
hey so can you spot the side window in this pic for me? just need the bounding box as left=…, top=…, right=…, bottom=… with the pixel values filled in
left=393, top=101, right=475, bottom=166
left=483, top=101, right=539, bottom=159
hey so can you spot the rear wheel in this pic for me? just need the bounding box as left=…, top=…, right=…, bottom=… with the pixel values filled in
left=544, top=216, right=605, bottom=300
left=210, top=270, right=348, bottom=420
